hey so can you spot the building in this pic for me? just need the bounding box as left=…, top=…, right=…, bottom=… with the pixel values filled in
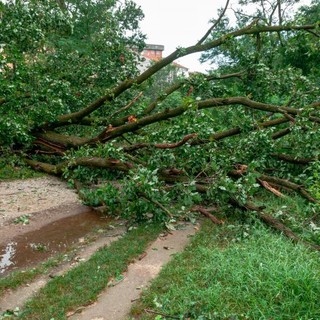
left=138, top=44, right=189, bottom=78
left=142, top=44, right=164, bottom=61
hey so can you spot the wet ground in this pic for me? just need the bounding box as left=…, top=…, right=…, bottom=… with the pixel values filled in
left=70, top=223, right=196, bottom=320
left=0, top=177, right=198, bottom=319
left=0, top=222, right=126, bottom=313
left=0, top=210, right=110, bottom=276
left=0, top=176, right=80, bottom=227
left=0, top=176, right=105, bottom=276
left=0, top=211, right=110, bottom=277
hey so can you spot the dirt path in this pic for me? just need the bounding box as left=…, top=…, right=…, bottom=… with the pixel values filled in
left=0, top=176, right=80, bottom=220
left=0, top=176, right=81, bottom=229
left=0, top=176, right=93, bottom=274
left=70, top=224, right=196, bottom=320
left=0, top=225, right=126, bottom=313
left=0, top=177, right=198, bottom=320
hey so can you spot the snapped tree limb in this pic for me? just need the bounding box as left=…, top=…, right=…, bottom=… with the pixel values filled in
left=42, top=22, right=319, bottom=128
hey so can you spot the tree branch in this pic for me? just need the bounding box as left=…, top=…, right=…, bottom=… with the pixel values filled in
left=191, top=206, right=224, bottom=224
left=139, top=192, right=173, bottom=218
left=43, top=22, right=319, bottom=128
left=142, top=71, right=244, bottom=115
left=259, top=173, right=318, bottom=203
left=191, top=116, right=289, bottom=145
left=91, top=96, right=303, bottom=144
left=230, top=166, right=318, bottom=204
left=109, top=91, right=143, bottom=119
left=272, top=153, right=317, bottom=164
left=38, top=95, right=317, bottom=150
left=25, top=157, right=134, bottom=175
left=197, top=0, right=230, bottom=45
left=243, top=202, right=320, bottom=251
left=124, top=133, right=198, bottom=152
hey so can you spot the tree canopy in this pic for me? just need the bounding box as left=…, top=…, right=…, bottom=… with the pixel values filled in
left=1, top=0, right=319, bottom=247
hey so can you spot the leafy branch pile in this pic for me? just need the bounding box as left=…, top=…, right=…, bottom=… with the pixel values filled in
left=1, top=0, right=319, bottom=247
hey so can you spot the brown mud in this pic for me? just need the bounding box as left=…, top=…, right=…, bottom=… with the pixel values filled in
left=0, top=209, right=111, bottom=276
left=0, top=176, right=102, bottom=275
left=0, top=176, right=80, bottom=226
left=0, top=224, right=126, bottom=313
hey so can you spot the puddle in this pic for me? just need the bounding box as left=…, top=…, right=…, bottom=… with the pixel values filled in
left=0, top=242, right=16, bottom=273
left=0, top=210, right=110, bottom=277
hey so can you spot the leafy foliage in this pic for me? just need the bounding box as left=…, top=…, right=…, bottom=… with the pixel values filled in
left=0, top=0, right=145, bottom=145
left=0, top=0, right=319, bottom=240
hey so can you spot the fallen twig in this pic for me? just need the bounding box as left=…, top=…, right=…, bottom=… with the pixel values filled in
left=191, top=206, right=224, bottom=225
left=144, top=309, right=180, bottom=319
left=257, top=179, right=284, bottom=197
left=235, top=201, right=320, bottom=252
left=229, top=165, right=318, bottom=204
left=259, top=174, right=318, bottom=203
left=139, top=192, right=173, bottom=218
left=109, top=91, right=143, bottom=119
left=271, top=153, right=317, bottom=164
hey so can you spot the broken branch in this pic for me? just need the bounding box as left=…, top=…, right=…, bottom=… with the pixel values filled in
left=257, top=179, right=284, bottom=198
left=191, top=206, right=224, bottom=225
left=124, top=133, right=198, bottom=152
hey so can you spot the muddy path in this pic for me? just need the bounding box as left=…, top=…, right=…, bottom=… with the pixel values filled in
left=0, top=175, right=127, bottom=312
left=0, top=176, right=80, bottom=226
left=0, top=176, right=198, bottom=319
left=0, top=224, right=126, bottom=313
left=70, top=224, right=196, bottom=320
left=0, top=176, right=106, bottom=275
left=0, top=208, right=113, bottom=275
left=0, top=176, right=89, bottom=247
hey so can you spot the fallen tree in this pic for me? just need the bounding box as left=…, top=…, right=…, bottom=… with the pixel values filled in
left=1, top=0, right=319, bottom=248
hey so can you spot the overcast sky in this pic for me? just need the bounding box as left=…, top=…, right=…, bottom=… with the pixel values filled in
left=133, top=0, right=230, bottom=72
left=133, top=0, right=311, bottom=73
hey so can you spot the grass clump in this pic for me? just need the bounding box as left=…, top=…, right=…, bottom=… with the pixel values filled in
left=18, top=223, right=162, bottom=320
left=0, top=152, right=43, bottom=181
left=131, top=220, right=320, bottom=320
left=254, top=191, right=320, bottom=246
left=0, top=257, right=62, bottom=296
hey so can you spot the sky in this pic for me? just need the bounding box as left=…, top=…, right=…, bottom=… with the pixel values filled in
left=133, top=0, right=230, bottom=72
left=133, top=0, right=311, bottom=73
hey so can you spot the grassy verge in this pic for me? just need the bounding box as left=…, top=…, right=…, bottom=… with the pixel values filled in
left=131, top=219, right=320, bottom=319
left=0, top=256, right=64, bottom=296
left=15, top=223, right=162, bottom=320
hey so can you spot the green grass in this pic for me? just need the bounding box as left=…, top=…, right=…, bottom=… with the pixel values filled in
left=0, top=159, right=43, bottom=181
left=131, top=220, right=320, bottom=320
left=17, top=223, right=162, bottom=320
left=253, top=190, right=320, bottom=245
left=0, top=256, right=63, bottom=296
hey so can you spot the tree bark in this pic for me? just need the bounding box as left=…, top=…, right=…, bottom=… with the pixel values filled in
left=191, top=206, right=224, bottom=225
left=41, top=23, right=319, bottom=128
left=272, top=153, right=317, bottom=164
left=231, top=200, right=320, bottom=252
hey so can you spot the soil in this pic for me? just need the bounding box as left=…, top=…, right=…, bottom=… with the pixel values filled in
left=0, top=224, right=126, bottom=313
left=0, top=176, right=80, bottom=227
left=0, top=176, right=96, bottom=274
left=0, top=176, right=127, bottom=313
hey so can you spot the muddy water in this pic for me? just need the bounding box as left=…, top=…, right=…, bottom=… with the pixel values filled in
left=0, top=211, right=110, bottom=277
